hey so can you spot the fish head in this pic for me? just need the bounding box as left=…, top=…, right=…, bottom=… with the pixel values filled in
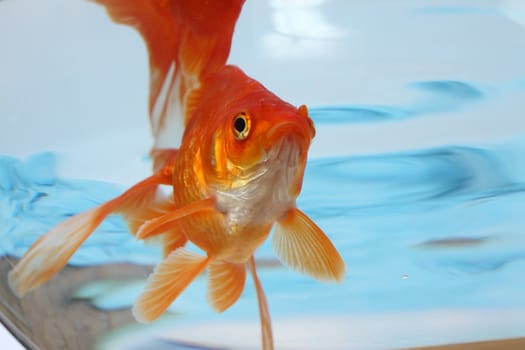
left=185, top=66, right=317, bottom=228
left=210, top=96, right=316, bottom=202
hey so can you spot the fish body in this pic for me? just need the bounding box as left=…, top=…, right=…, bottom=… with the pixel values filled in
left=8, top=1, right=345, bottom=349
left=171, top=65, right=312, bottom=263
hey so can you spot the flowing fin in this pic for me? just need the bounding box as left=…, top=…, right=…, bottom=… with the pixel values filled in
left=90, top=0, right=181, bottom=150
left=91, top=0, right=245, bottom=154
left=150, top=148, right=178, bottom=173
left=113, top=165, right=175, bottom=245
left=136, top=198, right=215, bottom=240
left=8, top=171, right=170, bottom=297
left=118, top=192, right=181, bottom=247
left=117, top=190, right=174, bottom=235
left=133, top=248, right=210, bottom=323
left=208, top=260, right=246, bottom=312
left=8, top=205, right=110, bottom=297
left=273, top=208, right=346, bottom=282
left=162, top=224, right=188, bottom=258
left=248, top=256, right=274, bottom=350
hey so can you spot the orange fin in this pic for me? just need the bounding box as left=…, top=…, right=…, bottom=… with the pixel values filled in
left=8, top=172, right=169, bottom=297
left=150, top=148, right=178, bottom=173
left=208, top=260, right=246, bottom=312
left=136, top=198, right=215, bottom=240
left=248, top=256, right=274, bottom=350
left=273, top=208, right=346, bottom=282
left=119, top=193, right=185, bottom=249
left=133, top=248, right=210, bottom=323
left=90, top=0, right=180, bottom=147
left=162, top=225, right=188, bottom=258
left=91, top=0, right=245, bottom=150
left=117, top=191, right=174, bottom=236
left=105, top=168, right=172, bottom=236
left=8, top=204, right=110, bottom=297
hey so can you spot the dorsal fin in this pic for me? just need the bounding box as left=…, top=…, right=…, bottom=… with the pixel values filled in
left=91, top=0, right=245, bottom=166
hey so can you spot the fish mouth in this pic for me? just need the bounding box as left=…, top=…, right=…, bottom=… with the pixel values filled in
left=267, top=120, right=311, bottom=147
left=257, top=130, right=307, bottom=196
left=224, top=120, right=310, bottom=191
left=216, top=127, right=307, bottom=229
left=232, top=137, right=301, bottom=185
left=265, top=121, right=309, bottom=168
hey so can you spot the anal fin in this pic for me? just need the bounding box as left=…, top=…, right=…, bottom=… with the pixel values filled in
left=208, top=260, right=246, bottom=312
left=133, top=248, right=210, bottom=323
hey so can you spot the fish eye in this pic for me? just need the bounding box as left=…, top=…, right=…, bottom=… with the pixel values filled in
left=233, top=112, right=251, bottom=140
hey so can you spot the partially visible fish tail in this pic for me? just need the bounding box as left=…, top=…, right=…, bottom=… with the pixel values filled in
left=91, top=0, right=245, bottom=152
left=90, top=0, right=178, bottom=120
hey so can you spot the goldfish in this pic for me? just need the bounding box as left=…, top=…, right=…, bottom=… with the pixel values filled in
left=8, top=1, right=345, bottom=349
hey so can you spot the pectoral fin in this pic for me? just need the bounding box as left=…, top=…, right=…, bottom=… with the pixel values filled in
left=8, top=205, right=109, bottom=297
left=273, top=208, right=345, bottom=282
left=208, top=260, right=246, bottom=312
left=8, top=170, right=171, bottom=297
left=136, top=198, right=215, bottom=239
left=133, top=248, right=210, bottom=323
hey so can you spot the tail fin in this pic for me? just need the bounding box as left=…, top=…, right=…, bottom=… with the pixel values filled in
left=91, top=0, right=245, bottom=155
left=8, top=171, right=171, bottom=297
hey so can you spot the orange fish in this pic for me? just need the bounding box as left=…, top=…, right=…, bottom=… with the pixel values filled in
left=8, top=1, right=345, bottom=349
